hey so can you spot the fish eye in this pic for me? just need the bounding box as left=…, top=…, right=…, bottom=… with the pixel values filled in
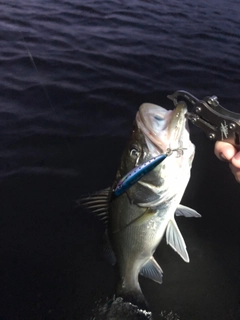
left=130, top=148, right=140, bottom=158
left=130, top=145, right=140, bottom=159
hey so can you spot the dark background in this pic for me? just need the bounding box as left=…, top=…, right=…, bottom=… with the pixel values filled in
left=1, top=0, right=240, bottom=319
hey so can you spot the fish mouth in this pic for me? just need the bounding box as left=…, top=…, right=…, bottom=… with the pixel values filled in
left=136, top=101, right=189, bottom=153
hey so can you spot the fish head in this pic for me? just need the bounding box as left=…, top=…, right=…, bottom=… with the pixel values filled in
left=118, top=101, right=195, bottom=205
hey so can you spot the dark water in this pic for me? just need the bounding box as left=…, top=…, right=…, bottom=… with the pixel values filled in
left=1, top=0, right=240, bottom=319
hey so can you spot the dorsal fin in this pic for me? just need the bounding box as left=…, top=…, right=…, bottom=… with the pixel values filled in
left=77, top=187, right=111, bottom=224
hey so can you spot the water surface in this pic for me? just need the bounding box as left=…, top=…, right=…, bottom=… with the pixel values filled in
left=1, top=1, right=240, bottom=319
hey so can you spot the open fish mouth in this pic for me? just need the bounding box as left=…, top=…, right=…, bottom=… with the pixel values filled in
left=136, top=101, right=189, bottom=153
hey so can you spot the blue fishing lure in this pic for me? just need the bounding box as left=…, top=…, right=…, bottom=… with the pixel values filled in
left=113, top=148, right=185, bottom=197
left=113, top=153, right=167, bottom=197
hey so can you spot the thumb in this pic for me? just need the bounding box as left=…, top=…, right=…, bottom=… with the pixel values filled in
left=231, top=151, right=240, bottom=169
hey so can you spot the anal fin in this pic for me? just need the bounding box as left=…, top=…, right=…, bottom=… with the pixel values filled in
left=140, top=257, right=163, bottom=284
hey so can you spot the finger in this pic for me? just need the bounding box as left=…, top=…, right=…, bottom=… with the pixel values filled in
left=214, top=141, right=237, bottom=161
left=231, top=151, right=240, bottom=169
left=229, top=163, right=240, bottom=183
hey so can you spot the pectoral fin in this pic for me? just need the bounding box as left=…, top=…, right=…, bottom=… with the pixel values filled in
left=113, top=208, right=157, bottom=233
left=140, top=257, right=163, bottom=284
left=175, top=204, right=201, bottom=218
left=166, top=219, right=189, bottom=262
left=133, top=208, right=157, bottom=226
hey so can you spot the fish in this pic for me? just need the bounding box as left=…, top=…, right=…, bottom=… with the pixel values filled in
left=80, top=100, right=201, bottom=309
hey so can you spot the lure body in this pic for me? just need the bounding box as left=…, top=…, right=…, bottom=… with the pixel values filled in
left=113, top=153, right=167, bottom=197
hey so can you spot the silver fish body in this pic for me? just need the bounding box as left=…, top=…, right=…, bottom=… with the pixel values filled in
left=81, top=101, right=200, bottom=309
left=108, top=102, right=200, bottom=307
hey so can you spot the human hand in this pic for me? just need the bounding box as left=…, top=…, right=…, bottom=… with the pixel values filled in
left=214, top=141, right=240, bottom=182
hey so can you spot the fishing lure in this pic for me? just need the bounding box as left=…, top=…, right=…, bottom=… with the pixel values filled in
left=113, top=148, right=185, bottom=197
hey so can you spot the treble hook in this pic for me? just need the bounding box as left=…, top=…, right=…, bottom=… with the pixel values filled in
left=166, top=147, right=187, bottom=157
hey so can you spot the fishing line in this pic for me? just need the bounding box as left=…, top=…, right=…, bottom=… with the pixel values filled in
left=19, top=32, right=78, bottom=165
left=21, top=36, right=57, bottom=114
